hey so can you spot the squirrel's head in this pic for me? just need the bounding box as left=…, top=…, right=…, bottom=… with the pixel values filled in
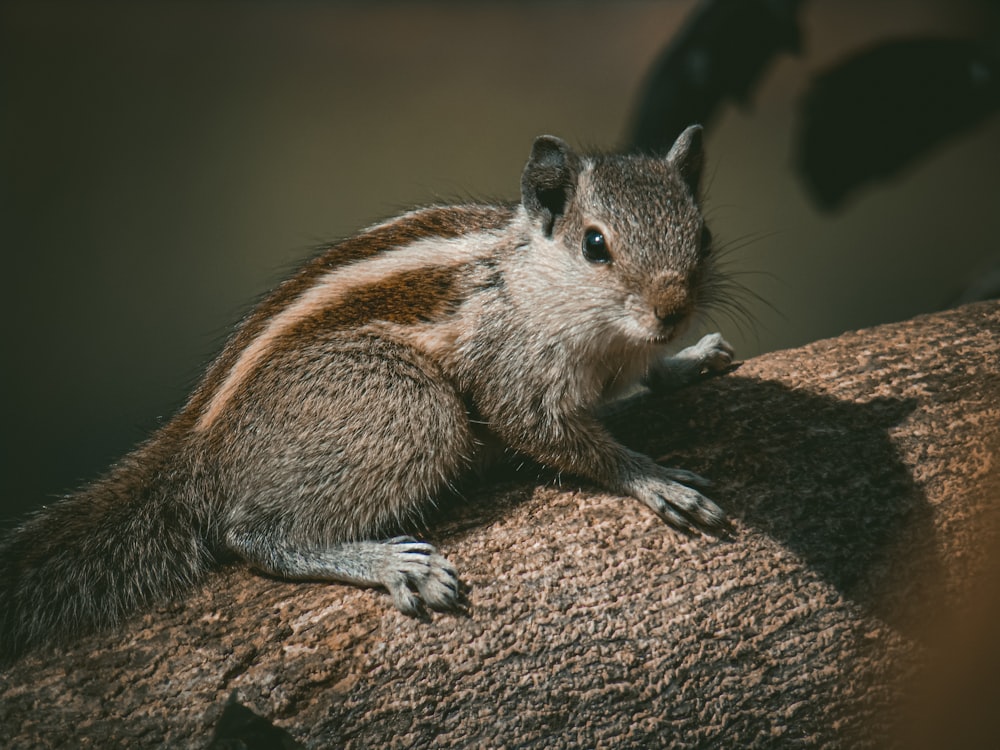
left=519, top=126, right=715, bottom=350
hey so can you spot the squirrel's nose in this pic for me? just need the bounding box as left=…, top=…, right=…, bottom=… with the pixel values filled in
left=655, top=307, right=688, bottom=327
left=651, top=274, right=692, bottom=326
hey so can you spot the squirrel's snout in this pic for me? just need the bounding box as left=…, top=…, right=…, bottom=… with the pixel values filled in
left=651, top=274, right=693, bottom=326
left=655, top=307, right=688, bottom=328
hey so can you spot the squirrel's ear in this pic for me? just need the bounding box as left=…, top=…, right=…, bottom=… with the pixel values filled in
left=666, top=124, right=704, bottom=195
left=521, top=135, right=581, bottom=236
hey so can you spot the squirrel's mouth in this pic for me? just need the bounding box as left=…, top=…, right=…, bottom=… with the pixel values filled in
left=625, top=316, right=683, bottom=347
left=623, top=294, right=695, bottom=347
left=648, top=311, right=694, bottom=346
left=640, top=327, right=680, bottom=348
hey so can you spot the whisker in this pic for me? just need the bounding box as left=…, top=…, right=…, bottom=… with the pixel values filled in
left=711, top=230, right=782, bottom=260
left=695, top=242, right=785, bottom=349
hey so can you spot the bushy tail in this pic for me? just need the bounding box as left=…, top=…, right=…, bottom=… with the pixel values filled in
left=0, top=464, right=213, bottom=662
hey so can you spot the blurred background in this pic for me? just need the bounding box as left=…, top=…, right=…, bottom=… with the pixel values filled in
left=2, top=0, right=998, bottom=527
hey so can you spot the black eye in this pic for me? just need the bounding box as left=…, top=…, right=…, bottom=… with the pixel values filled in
left=582, top=228, right=612, bottom=264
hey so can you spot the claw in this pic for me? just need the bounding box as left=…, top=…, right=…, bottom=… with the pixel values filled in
left=381, top=539, right=462, bottom=616
left=659, top=467, right=712, bottom=488
left=627, top=463, right=728, bottom=534
left=652, top=499, right=699, bottom=536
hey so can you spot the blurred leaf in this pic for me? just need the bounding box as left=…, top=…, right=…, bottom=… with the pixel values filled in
left=629, top=0, right=804, bottom=152
left=797, top=38, right=1000, bottom=210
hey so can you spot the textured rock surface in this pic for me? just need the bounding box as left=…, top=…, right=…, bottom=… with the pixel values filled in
left=2, top=301, right=998, bottom=749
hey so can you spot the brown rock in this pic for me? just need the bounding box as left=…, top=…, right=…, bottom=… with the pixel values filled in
left=2, top=301, right=998, bottom=749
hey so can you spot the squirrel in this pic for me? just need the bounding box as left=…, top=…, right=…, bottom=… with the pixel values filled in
left=0, top=125, right=735, bottom=662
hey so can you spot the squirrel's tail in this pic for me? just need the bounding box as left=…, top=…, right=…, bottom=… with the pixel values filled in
left=0, top=451, right=213, bottom=662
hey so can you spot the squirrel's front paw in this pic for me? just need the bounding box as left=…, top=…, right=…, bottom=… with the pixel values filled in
left=628, top=468, right=726, bottom=533
left=380, top=537, right=461, bottom=615
left=676, top=332, right=735, bottom=375
left=648, top=332, right=736, bottom=392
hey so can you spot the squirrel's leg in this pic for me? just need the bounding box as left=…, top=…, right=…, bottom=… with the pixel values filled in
left=485, top=394, right=726, bottom=534
left=224, top=534, right=459, bottom=614
left=212, top=334, right=473, bottom=614
left=646, top=332, right=735, bottom=391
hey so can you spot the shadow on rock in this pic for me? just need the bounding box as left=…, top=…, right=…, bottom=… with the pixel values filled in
left=611, top=374, right=941, bottom=636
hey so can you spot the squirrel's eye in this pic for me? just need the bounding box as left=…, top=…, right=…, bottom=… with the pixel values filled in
left=582, top=228, right=612, bottom=264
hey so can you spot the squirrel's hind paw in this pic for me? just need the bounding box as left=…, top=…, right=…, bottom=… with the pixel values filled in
left=380, top=537, right=462, bottom=615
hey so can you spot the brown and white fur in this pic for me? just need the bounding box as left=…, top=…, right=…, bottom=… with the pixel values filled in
left=0, top=126, right=734, bottom=662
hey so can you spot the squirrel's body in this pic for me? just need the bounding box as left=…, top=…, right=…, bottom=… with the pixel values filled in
left=1, top=126, right=734, bottom=661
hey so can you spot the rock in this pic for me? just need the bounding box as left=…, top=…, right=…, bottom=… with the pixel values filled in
left=2, top=301, right=998, bottom=749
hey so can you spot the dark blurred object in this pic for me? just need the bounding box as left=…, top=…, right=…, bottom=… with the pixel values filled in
left=798, top=38, right=1000, bottom=209
left=632, top=0, right=1000, bottom=212
left=629, top=0, right=805, bottom=152
left=208, top=692, right=304, bottom=750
